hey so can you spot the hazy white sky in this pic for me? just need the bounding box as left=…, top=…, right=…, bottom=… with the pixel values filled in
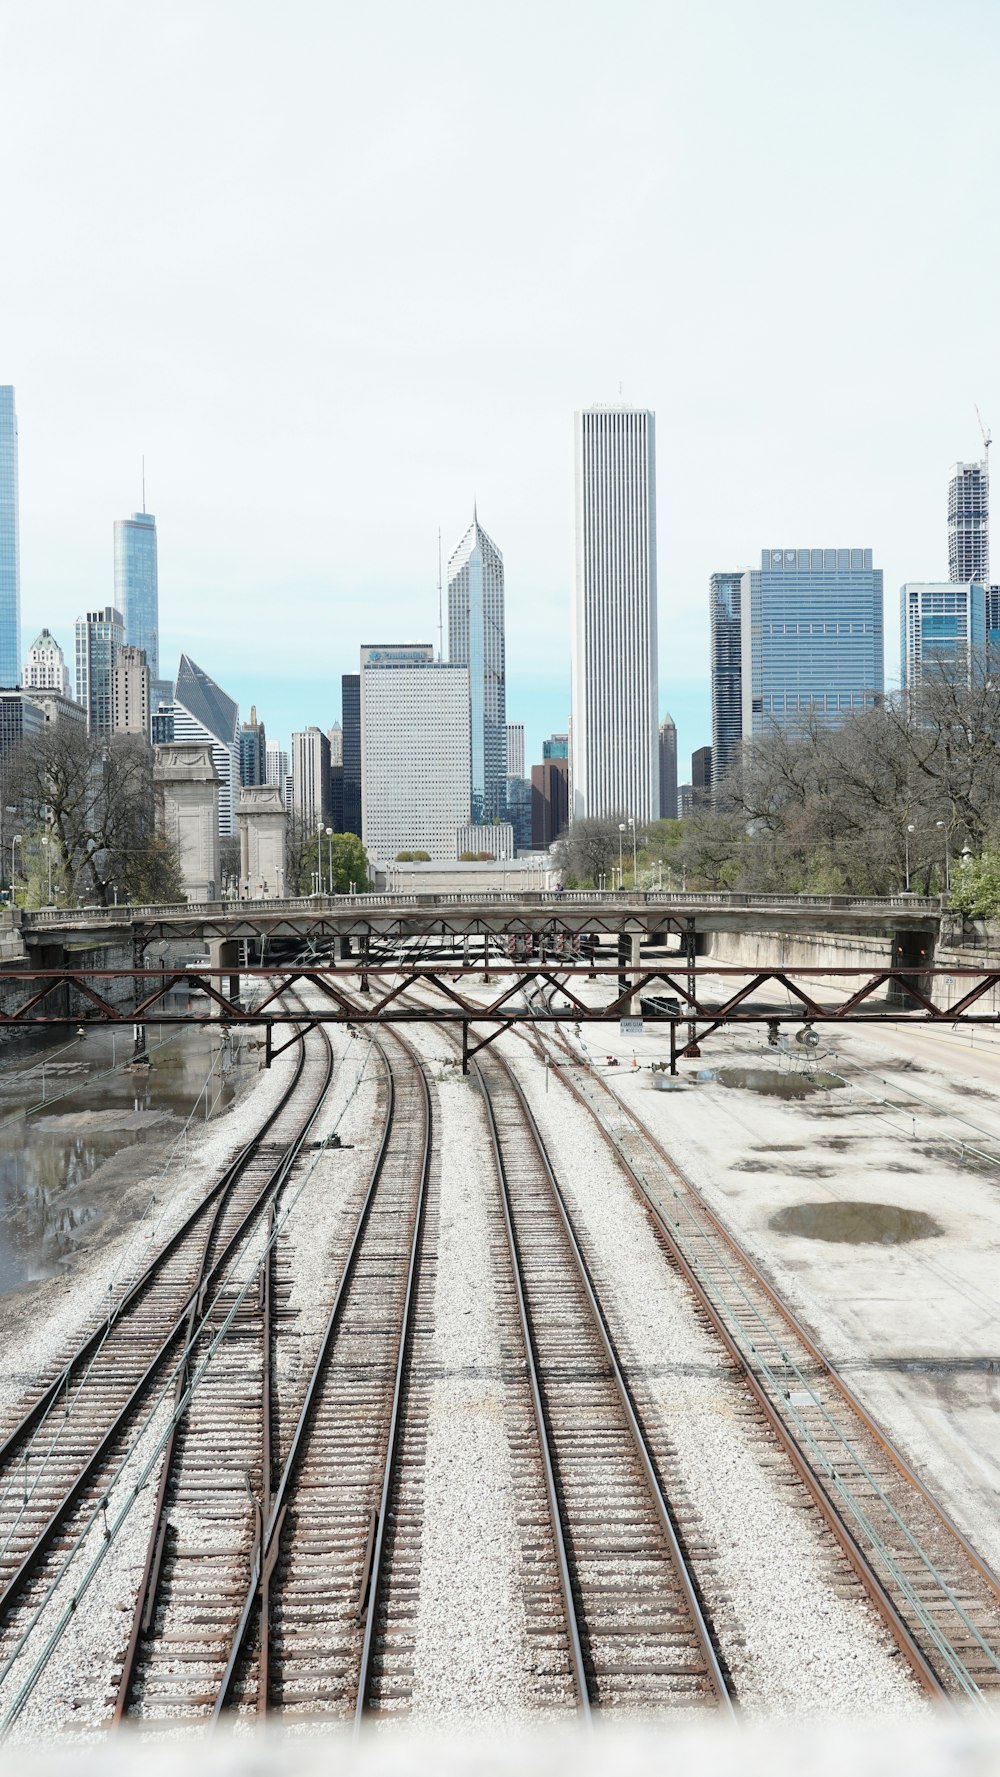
left=2, top=0, right=997, bottom=773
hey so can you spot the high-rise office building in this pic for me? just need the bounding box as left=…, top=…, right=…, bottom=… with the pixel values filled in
left=170, top=654, right=240, bottom=836
left=741, top=549, right=883, bottom=737
left=23, top=629, right=70, bottom=695
left=543, top=733, right=568, bottom=760
left=506, top=722, right=525, bottom=780
left=692, top=745, right=713, bottom=808
left=0, top=389, right=21, bottom=688
left=0, top=689, right=43, bottom=758
left=531, top=757, right=569, bottom=849
left=240, top=706, right=267, bottom=786
left=75, top=606, right=124, bottom=734
left=900, top=582, right=987, bottom=690
left=360, top=644, right=470, bottom=863
left=327, top=721, right=343, bottom=767
left=327, top=722, right=344, bottom=827
left=114, top=511, right=159, bottom=680
left=710, top=571, right=744, bottom=791
left=266, top=744, right=292, bottom=811
left=506, top=776, right=532, bottom=851
left=112, top=645, right=150, bottom=735
left=571, top=406, right=658, bottom=822
left=448, top=510, right=506, bottom=824
left=342, top=673, right=362, bottom=836
left=948, top=460, right=989, bottom=586
left=292, top=726, right=331, bottom=829
left=658, top=716, right=677, bottom=820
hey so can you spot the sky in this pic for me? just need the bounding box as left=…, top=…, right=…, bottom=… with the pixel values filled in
left=1, top=0, right=998, bottom=776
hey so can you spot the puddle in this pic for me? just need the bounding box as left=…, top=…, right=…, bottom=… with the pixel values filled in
left=0, top=1023, right=249, bottom=1292
left=769, top=1200, right=944, bottom=1245
left=713, top=1067, right=845, bottom=1099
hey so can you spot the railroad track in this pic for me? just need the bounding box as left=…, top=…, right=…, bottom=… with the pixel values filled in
left=517, top=986, right=1000, bottom=1705
left=472, top=1044, right=732, bottom=1716
left=0, top=994, right=335, bottom=1723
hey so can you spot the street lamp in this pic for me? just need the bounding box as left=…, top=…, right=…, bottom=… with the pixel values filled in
left=316, top=820, right=325, bottom=894
left=618, top=821, right=626, bottom=891
left=904, top=822, right=916, bottom=891
left=325, top=827, right=334, bottom=896
left=10, top=835, right=21, bottom=897
left=936, top=820, right=950, bottom=892
left=41, top=835, right=52, bottom=904
left=628, top=815, right=637, bottom=889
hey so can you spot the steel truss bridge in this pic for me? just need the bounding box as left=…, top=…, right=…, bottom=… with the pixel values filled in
left=3, top=960, right=998, bottom=1072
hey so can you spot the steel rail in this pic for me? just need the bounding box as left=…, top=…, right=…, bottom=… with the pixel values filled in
left=0, top=1007, right=334, bottom=1630
left=517, top=1004, right=987, bottom=1699
left=111, top=993, right=333, bottom=1723
left=211, top=1030, right=430, bottom=1722
left=475, top=1049, right=733, bottom=1716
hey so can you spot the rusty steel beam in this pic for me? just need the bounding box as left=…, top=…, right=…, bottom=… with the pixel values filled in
left=0, top=962, right=995, bottom=1030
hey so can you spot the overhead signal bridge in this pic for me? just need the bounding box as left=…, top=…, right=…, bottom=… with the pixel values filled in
left=3, top=960, right=998, bottom=1073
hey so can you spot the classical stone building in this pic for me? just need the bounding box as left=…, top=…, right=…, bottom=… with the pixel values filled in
left=238, top=783, right=287, bottom=898
left=154, top=741, right=221, bottom=901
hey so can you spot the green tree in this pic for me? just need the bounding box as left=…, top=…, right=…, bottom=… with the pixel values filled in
left=292, top=829, right=371, bottom=894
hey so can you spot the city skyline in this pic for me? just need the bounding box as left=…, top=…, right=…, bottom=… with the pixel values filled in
left=3, top=5, right=997, bottom=779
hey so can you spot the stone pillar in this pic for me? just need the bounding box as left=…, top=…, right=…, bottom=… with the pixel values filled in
left=153, top=743, right=221, bottom=902
left=237, top=784, right=288, bottom=900
left=209, top=938, right=240, bottom=1016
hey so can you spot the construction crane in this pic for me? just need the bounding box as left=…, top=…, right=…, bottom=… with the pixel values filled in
left=975, top=403, right=992, bottom=466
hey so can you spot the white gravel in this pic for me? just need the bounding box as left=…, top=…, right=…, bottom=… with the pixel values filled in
left=390, top=1023, right=534, bottom=1729
left=503, top=1032, right=925, bottom=1718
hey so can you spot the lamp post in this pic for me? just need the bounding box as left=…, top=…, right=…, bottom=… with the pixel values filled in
left=42, top=835, right=52, bottom=904
left=904, top=822, right=916, bottom=891
left=325, top=827, right=334, bottom=896
left=936, top=820, right=950, bottom=892
left=316, top=820, right=325, bottom=894
left=618, top=821, right=625, bottom=890
left=628, top=815, right=637, bottom=888
left=10, top=835, right=21, bottom=898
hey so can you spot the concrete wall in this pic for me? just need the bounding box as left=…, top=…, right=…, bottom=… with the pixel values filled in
left=703, top=926, right=1000, bottom=1019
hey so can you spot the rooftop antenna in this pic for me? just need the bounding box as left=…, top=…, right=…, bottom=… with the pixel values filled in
left=976, top=403, right=992, bottom=469
left=141, top=454, right=146, bottom=513
left=437, top=527, right=443, bottom=662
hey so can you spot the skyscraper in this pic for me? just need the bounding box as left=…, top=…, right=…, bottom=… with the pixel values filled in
left=23, top=629, right=70, bottom=695
left=948, top=460, right=989, bottom=586
left=240, top=706, right=267, bottom=786
left=170, top=654, right=240, bottom=835
left=506, top=722, right=525, bottom=780
left=0, top=389, right=21, bottom=689
left=75, top=606, right=124, bottom=734
left=741, top=549, right=883, bottom=736
left=900, top=582, right=986, bottom=690
left=571, top=407, right=658, bottom=822
left=112, top=645, right=150, bottom=736
left=360, top=644, right=471, bottom=863
left=448, top=509, right=506, bottom=824
left=341, top=673, right=362, bottom=837
left=692, top=745, right=713, bottom=808
left=266, top=744, right=292, bottom=811
left=710, top=571, right=744, bottom=792
left=292, top=726, right=331, bottom=828
left=658, top=716, right=678, bottom=819
left=114, top=510, right=159, bottom=680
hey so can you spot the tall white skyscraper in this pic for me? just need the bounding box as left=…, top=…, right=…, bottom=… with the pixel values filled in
left=23, top=629, right=70, bottom=695
left=948, top=460, right=989, bottom=586
left=505, top=721, right=525, bottom=779
left=570, top=407, right=658, bottom=823
left=447, top=510, right=505, bottom=824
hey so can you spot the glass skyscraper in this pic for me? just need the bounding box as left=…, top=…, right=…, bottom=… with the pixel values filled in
left=114, top=511, right=159, bottom=680
left=0, top=389, right=21, bottom=689
left=75, top=606, right=124, bottom=734
left=948, top=461, right=988, bottom=586
left=741, top=548, right=883, bottom=736
left=710, top=570, right=744, bottom=791
left=448, top=508, right=506, bottom=825
left=900, top=582, right=986, bottom=690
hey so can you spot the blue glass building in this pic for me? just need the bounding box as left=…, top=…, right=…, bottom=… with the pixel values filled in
left=900, top=582, right=986, bottom=689
left=0, top=389, right=21, bottom=689
left=114, top=512, right=159, bottom=680
left=448, top=509, right=506, bottom=825
left=742, top=548, right=883, bottom=736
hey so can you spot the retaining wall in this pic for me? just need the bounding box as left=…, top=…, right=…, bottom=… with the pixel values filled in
left=702, top=928, right=1000, bottom=1019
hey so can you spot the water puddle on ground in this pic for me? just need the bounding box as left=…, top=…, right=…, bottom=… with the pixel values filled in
left=711, top=1067, right=845, bottom=1099
left=769, top=1200, right=944, bottom=1245
left=0, top=1024, right=247, bottom=1292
